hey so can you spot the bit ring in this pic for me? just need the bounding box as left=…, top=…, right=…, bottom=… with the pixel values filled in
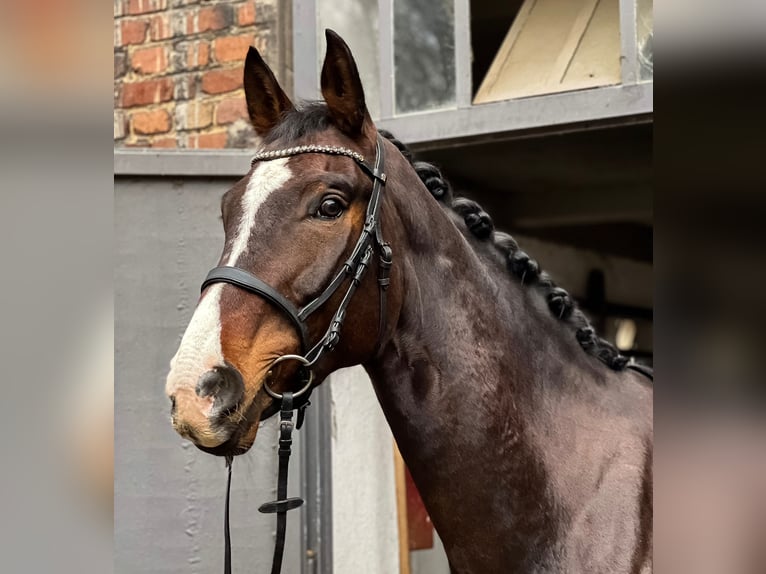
left=263, top=354, right=314, bottom=399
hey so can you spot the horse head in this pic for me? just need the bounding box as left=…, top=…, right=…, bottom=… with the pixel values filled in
left=165, top=31, right=404, bottom=456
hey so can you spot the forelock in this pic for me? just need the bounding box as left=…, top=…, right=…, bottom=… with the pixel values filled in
left=263, top=102, right=333, bottom=145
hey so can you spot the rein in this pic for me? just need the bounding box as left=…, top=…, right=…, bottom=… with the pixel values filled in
left=201, top=134, right=390, bottom=574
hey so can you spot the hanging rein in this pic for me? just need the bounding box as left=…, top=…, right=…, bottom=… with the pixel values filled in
left=200, top=134, right=391, bottom=574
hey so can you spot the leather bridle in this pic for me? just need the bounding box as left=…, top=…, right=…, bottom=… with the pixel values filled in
left=201, top=134, right=391, bottom=574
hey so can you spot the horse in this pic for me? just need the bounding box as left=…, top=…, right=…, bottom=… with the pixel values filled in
left=165, top=29, right=653, bottom=574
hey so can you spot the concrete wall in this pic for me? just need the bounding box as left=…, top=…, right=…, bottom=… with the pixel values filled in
left=329, top=367, right=399, bottom=574
left=115, top=176, right=302, bottom=573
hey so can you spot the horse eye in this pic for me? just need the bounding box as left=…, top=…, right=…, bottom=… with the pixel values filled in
left=317, top=197, right=344, bottom=219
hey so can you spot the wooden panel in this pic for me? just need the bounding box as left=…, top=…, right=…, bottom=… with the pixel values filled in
left=563, top=0, right=621, bottom=90
left=474, top=0, right=621, bottom=104
left=393, top=440, right=435, bottom=573
left=473, top=0, right=538, bottom=103
left=405, top=465, right=434, bottom=550
left=393, top=442, right=411, bottom=574
left=549, top=0, right=600, bottom=84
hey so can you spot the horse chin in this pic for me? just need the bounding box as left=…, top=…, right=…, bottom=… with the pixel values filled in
left=195, top=395, right=266, bottom=457
left=195, top=423, right=258, bottom=457
left=236, top=420, right=261, bottom=454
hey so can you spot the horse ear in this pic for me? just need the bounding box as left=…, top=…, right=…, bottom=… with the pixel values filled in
left=321, top=29, right=370, bottom=137
left=244, top=46, right=294, bottom=136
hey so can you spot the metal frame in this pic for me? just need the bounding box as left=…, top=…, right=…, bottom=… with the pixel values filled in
left=378, top=0, right=395, bottom=118
left=377, top=82, right=652, bottom=149
left=619, top=0, right=640, bottom=85
left=290, top=0, right=652, bottom=141
left=114, top=149, right=252, bottom=177
left=293, top=0, right=320, bottom=101
left=300, top=384, right=334, bottom=574
left=454, top=0, right=473, bottom=108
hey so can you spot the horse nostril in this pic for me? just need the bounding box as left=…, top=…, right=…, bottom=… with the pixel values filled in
left=196, top=369, right=225, bottom=398
left=196, top=366, right=245, bottom=416
left=170, top=395, right=177, bottom=416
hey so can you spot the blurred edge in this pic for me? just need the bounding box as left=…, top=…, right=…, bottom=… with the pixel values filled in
left=0, top=0, right=114, bottom=572
left=0, top=0, right=764, bottom=572
left=656, top=3, right=766, bottom=572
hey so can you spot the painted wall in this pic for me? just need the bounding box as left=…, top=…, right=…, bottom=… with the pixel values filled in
left=330, top=367, right=400, bottom=574
left=115, top=176, right=302, bottom=573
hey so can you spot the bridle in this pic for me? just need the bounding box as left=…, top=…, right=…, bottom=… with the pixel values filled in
left=200, top=133, right=391, bottom=574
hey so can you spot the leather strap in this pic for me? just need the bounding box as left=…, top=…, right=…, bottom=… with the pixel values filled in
left=258, top=393, right=304, bottom=574
left=224, top=457, right=233, bottom=574
left=202, top=267, right=309, bottom=352
left=627, top=362, right=654, bottom=381
left=222, top=396, right=305, bottom=574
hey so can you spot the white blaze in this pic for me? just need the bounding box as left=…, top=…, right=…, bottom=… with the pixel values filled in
left=224, top=157, right=291, bottom=266
left=165, top=158, right=292, bottom=397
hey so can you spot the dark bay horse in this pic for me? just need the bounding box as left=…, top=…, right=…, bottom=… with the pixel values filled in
left=166, top=30, right=653, bottom=574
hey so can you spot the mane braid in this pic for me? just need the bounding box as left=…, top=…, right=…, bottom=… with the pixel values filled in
left=379, top=130, right=630, bottom=371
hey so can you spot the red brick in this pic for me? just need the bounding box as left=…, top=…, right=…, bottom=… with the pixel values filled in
left=215, top=96, right=247, bottom=124
left=175, top=101, right=213, bottom=130
left=120, top=19, right=148, bottom=45
left=122, top=77, right=174, bottom=107
left=126, top=0, right=167, bottom=15
left=189, top=132, right=228, bottom=148
left=199, top=42, right=210, bottom=67
left=187, top=41, right=209, bottom=68
left=213, top=35, right=253, bottom=64
left=149, top=14, right=172, bottom=41
left=131, top=109, right=171, bottom=135
left=237, top=2, right=256, bottom=26
left=201, top=68, right=242, bottom=94
left=151, top=136, right=177, bottom=148
left=131, top=45, right=168, bottom=75
left=195, top=5, right=232, bottom=33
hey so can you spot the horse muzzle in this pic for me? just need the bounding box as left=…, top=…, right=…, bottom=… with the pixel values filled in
left=168, top=364, right=246, bottom=449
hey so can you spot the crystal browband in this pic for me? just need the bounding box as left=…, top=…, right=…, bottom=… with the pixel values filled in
left=251, top=144, right=365, bottom=167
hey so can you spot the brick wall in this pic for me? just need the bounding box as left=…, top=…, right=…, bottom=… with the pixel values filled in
left=114, top=0, right=291, bottom=149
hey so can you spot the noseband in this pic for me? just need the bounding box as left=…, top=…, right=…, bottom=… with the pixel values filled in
left=200, top=134, right=391, bottom=574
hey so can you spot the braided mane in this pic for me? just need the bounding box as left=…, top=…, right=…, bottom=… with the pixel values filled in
left=379, top=129, right=629, bottom=371
left=263, top=103, right=628, bottom=370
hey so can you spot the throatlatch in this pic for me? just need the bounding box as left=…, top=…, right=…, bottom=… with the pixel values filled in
left=206, top=135, right=390, bottom=574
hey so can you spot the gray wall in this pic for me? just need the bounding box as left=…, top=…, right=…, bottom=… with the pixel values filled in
left=115, top=176, right=302, bottom=574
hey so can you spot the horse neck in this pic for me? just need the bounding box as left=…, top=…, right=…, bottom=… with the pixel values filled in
left=363, top=154, right=648, bottom=569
